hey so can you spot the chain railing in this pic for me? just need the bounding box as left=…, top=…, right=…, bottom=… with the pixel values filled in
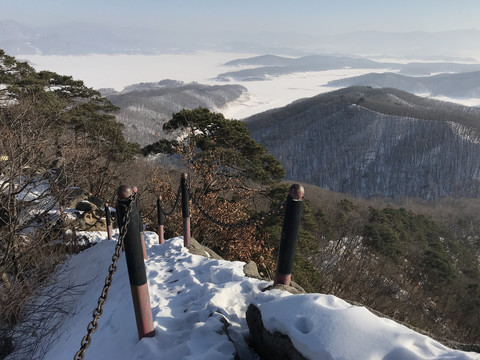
left=73, top=192, right=137, bottom=360
left=153, top=176, right=287, bottom=230
left=157, top=185, right=181, bottom=217
left=189, top=190, right=286, bottom=229
left=69, top=176, right=304, bottom=360
left=156, top=177, right=305, bottom=288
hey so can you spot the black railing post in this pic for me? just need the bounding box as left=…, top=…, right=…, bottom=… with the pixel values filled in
left=132, top=186, right=147, bottom=259
left=116, top=185, right=155, bottom=340
left=181, top=173, right=191, bottom=248
left=274, top=184, right=305, bottom=286
left=105, top=203, right=112, bottom=240
left=157, top=196, right=165, bottom=244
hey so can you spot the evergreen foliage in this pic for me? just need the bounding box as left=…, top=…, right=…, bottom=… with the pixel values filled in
left=0, top=50, right=143, bottom=353
left=142, top=139, right=178, bottom=156
left=299, top=195, right=480, bottom=344
left=2, top=49, right=480, bottom=349
left=0, top=50, right=139, bottom=160
left=145, top=108, right=285, bottom=184
left=144, top=109, right=285, bottom=273
left=363, top=206, right=458, bottom=287
left=257, top=184, right=323, bottom=292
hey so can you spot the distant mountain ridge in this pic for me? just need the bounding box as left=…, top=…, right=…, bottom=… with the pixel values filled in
left=0, top=20, right=170, bottom=55
left=103, top=80, right=246, bottom=145
left=216, top=54, right=400, bottom=81
left=399, top=62, right=480, bottom=76
left=1, top=20, right=480, bottom=59
left=217, top=54, right=480, bottom=82
left=245, top=87, right=480, bottom=199
left=327, top=71, right=480, bottom=98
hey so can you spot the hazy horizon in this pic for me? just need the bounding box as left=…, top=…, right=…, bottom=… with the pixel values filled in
left=3, top=0, right=480, bottom=35
left=3, top=1, right=480, bottom=118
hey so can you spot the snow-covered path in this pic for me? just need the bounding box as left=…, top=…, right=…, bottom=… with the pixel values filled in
left=11, top=232, right=479, bottom=360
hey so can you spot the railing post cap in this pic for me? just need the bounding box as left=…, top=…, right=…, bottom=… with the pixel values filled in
left=289, top=184, right=305, bottom=200
left=117, top=185, right=133, bottom=199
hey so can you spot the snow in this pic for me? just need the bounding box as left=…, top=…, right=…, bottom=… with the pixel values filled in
left=9, top=232, right=479, bottom=360
left=18, top=52, right=255, bottom=92
left=258, top=295, right=475, bottom=360
left=216, top=69, right=393, bottom=120
left=18, top=52, right=480, bottom=121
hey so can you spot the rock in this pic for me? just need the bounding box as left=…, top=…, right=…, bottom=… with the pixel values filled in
left=65, top=211, right=107, bottom=231
left=246, top=304, right=307, bottom=360
left=262, top=282, right=306, bottom=295
left=87, top=194, right=105, bottom=209
left=65, top=188, right=91, bottom=209
left=188, top=238, right=224, bottom=260
left=61, top=187, right=110, bottom=232
left=65, top=188, right=105, bottom=210
left=75, top=200, right=95, bottom=212
left=243, top=261, right=262, bottom=279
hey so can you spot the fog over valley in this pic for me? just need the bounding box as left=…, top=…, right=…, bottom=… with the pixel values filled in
left=3, top=3, right=480, bottom=359
left=4, top=17, right=480, bottom=198
left=17, top=51, right=480, bottom=122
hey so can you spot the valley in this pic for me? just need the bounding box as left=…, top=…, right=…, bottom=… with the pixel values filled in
left=3, top=7, right=480, bottom=357
left=245, top=87, right=480, bottom=199
left=19, top=51, right=480, bottom=125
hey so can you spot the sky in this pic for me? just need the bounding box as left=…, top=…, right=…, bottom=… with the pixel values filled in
left=2, top=0, right=480, bottom=35
left=8, top=232, right=479, bottom=359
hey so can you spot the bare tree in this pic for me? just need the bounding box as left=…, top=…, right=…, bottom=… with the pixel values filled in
left=0, top=95, right=78, bottom=359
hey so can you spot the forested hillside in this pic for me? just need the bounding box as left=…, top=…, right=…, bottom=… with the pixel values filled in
left=327, top=71, right=480, bottom=98
left=280, top=182, right=480, bottom=346
left=102, top=81, right=246, bottom=146
left=245, top=86, right=480, bottom=199
left=2, top=50, right=480, bottom=355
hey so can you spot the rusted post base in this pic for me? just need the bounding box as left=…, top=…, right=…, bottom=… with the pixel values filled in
left=274, top=273, right=292, bottom=286
left=117, top=185, right=155, bottom=341
left=157, top=225, right=164, bottom=244
left=130, top=284, right=155, bottom=339
left=157, top=196, right=165, bottom=244
left=183, top=217, right=191, bottom=248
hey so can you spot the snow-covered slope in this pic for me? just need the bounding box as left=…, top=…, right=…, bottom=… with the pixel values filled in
left=8, top=232, right=479, bottom=360
left=246, top=87, right=480, bottom=199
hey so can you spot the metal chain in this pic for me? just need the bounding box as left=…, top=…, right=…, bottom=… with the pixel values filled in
left=141, top=204, right=157, bottom=219
left=73, top=193, right=137, bottom=360
left=158, top=185, right=181, bottom=217
left=189, top=189, right=286, bottom=229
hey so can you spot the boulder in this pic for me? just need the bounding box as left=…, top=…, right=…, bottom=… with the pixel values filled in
left=75, top=200, right=96, bottom=212
left=262, top=282, right=306, bottom=295
left=62, top=187, right=109, bottom=232
left=188, top=238, right=224, bottom=260
left=65, top=211, right=107, bottom=232
left=243, top=261, right=262, bottom=279
left=65, top=188, right=105, bottom=210
left=65, top=188, right=91, bottom=209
